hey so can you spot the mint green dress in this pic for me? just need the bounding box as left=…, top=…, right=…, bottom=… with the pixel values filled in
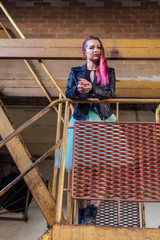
left=55, top=108, right=116, bottom=172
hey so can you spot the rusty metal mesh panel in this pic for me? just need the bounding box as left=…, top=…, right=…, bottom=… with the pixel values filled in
left=72, top=121, right=160, bottom=202
left=95, top=201, right=140, bottom=227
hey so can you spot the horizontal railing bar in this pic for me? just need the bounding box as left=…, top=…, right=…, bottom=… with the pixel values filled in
left=1, top=98, right=160, bottom=149
left=70, top=98, right=160, bottom=104
left=0, top=139, right=63, bottom=197
left=0, top=98, right=65, bottom=148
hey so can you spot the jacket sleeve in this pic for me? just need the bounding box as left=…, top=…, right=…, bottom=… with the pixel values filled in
left=91, top=84, right=112, bottom=99
left=108, top=68, right=116, bottom=98
left=65, top=69, right=80, bottom=99
left=91, top=68, right=116, bottom=99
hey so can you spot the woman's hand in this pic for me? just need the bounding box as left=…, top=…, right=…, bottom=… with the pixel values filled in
left=77, top=78, right=92, bottom=94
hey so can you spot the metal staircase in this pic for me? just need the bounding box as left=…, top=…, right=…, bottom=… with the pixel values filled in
left=0, top=2, right=160, bottom=239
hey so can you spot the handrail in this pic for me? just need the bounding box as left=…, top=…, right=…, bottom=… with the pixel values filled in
left=0, top=98, right=160, bottom=149
left=0, top=139, right=62, bottom=197
left=0, top=21, right=65, bottom=123
left=0, top=1, right=74, bottom=114
left=70, top=98, right=160, bottom=104
left=0, top=97, right=159, bottom=225
left=52, top=94, right=63, bottom=199
left=56, top=100, right=70, bottom=223
left=54, top=97, right=160, bottom=224
left=0, top=22, right=52, bottom=102
left=0, top=98, right=65, bottom=148
left=0, top=22, right=11, bottom=38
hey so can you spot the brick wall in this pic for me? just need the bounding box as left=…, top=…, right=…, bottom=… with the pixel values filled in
left=0, top=0, right=160, bottom=39
left=0, top=0, right=160, bottom=97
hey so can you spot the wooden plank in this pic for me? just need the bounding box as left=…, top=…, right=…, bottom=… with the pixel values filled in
left=38, top=228, right=52, bottom=240
left=38, top=224, right=160, bottom=240
left=116, top=80, right=160, bottom=98
left=0, top=100, right=62, bottom=226
left=0, top=80, right=160, bottom=98
left=0, top=39, right=160, bottom=59
left=1, top=79, right=160, bottom=89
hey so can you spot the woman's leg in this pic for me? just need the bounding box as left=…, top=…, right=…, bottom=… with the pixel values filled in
left=77, top=199, right=87, bottom=209
left=77, top=199, right=100, bottom=225
left=77, top=200, right=87, bottom=225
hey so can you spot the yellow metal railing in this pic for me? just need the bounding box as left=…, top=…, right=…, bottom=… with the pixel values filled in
left=54, top=98, right=160, bottom=225
left=0, top=21, right=61, bottom=117
left=0, top=98, right=65, bottom=198
left=0, top=1, right=74, bottom=116
left=156, top=104, right=160, bottom=123
left=1, top=98, right=160, bottom=226
left=0, top=0, right=160, bottom=229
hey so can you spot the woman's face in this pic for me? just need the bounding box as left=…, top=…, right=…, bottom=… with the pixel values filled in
left=84, top=39, right=101, bottom=62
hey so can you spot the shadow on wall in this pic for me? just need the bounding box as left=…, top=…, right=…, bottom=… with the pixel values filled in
left=108, top=48, right=121, bottom=59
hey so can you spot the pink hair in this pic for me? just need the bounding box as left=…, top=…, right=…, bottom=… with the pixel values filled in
left=82, top=36, right=109, bottom=86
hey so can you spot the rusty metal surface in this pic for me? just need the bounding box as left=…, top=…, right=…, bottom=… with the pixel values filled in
left=72, top=121, right=160, bottom=202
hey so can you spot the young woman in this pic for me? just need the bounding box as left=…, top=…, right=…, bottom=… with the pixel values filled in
left=56, top=36, right=116, bottom=225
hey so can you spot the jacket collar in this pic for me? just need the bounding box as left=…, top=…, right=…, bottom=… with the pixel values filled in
left=74, top=63, right=87, bottom=72
left=80, top=63, right=87, bottom=72
left=74, top=63, right=87, bottom=80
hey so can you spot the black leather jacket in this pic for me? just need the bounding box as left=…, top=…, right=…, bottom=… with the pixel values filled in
left=66, top=63, right=116, bottom=120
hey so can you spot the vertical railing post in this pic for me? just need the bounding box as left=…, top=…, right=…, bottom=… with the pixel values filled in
left=116, top=102, right=119, bottom=122
left=0, top=2, right=74, bottom=117
left=141, top=202, right=146, bottom=227
left=72, top=199, right=77, bottom=224
left=67, top=170, right=72, bottom=224
left=52, top=93, right=63, bottom=200
left=117, top=201, right=120, bottom=227
left=55, top=99, right=70, bottom=223
left=156, top=104, right=160, bottom=123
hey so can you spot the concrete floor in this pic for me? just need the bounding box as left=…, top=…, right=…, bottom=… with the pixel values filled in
left=0, top=200, right=47, bottom=240
left=0, top=107, right=160, bottom=240
left=0, top=159, right=53, bottom=240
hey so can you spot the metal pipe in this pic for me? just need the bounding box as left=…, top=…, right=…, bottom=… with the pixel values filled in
left=38, top=59, right=74, bottom=113
left=156, top=104, right=160, bottom=122
left=24, top=59, right=53, bottom=103
left=1, top=98, right=159, bottom=149
left=72, top=199, right=77, bottom=224
left=52, top=93, right=63, bottom=199
left=0, top=98, right=65, bottom=148
left=1, top=97, right=160, bottom=149
left=23, top=189, right=30, bottom=221
left=116, top=102, right=119, bottom=122
left=117, top=201, right=120, bottom=227
left=63, top=188, right=70, bottom=192
left=56, top=100, right=70, bottom=223
left=0, top=139, right=62, bottom=197
left=141, top=202, right=146, bottom=227
left=67, top=171, right=72, bottom=224
left=0, top=2, right=25, bottom=39
left=0, top=22, right=12, bottom=38
left=0, top=2, right=74, bottom=113
left=38, top=60, right=66, bottom=99
left=0, top=21, right=62, bottom=116
left=70, top=98, right=160, bottom=104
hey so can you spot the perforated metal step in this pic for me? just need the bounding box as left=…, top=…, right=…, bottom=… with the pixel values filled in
left=90, top=201, right=140, bottom=227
